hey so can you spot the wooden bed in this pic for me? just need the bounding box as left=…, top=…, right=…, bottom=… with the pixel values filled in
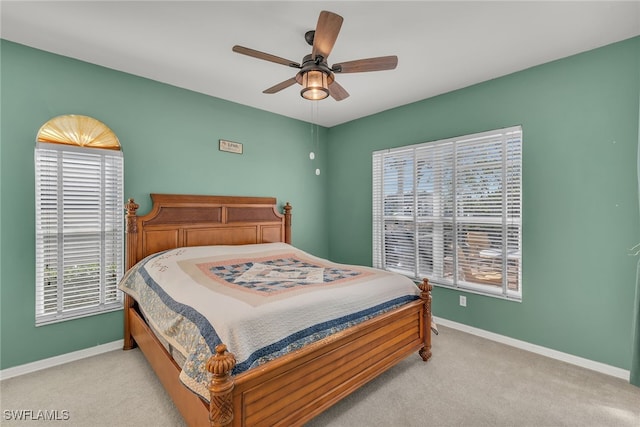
left=122, top=194, right=433, bottom=427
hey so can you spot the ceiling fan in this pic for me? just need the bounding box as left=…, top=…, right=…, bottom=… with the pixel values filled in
left=232, top=10, right=398, bottom=101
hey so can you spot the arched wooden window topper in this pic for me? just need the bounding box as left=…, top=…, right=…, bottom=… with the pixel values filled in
left=36, top=114, right=120, bottom=150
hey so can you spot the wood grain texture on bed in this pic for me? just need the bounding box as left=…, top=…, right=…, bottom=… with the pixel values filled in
left=121, top=194, right=431, bottom=427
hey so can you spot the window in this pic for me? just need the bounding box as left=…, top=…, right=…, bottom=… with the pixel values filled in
left=35, top=142, right=124, bottom=325
left=373, top=126, right=522, bottom=300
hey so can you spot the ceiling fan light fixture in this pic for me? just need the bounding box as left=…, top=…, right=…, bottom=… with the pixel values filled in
left=233, top=11, right=394, bottom=102
left=300, top=70, right=329, bottom=100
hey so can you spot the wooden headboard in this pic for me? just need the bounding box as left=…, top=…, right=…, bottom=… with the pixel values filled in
left=124, top=194, right=292, bottom=270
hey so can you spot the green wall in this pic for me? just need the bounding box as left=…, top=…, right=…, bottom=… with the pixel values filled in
left=326, top=37, right=640, bottom=370
left=0, top=40, right=328, bottom=369
left=2, top=37, right=639, bottom=373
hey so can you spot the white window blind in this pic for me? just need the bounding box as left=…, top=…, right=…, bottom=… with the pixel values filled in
left=373, top=126, right=522, bottom=300
left=35, top=142, right=124, bottom=325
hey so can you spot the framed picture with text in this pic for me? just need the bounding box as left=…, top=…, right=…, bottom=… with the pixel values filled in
left=219, top=139, right=243, bottom=154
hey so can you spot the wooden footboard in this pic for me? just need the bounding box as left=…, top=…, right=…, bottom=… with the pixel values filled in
left=206, top=278, right=432, bottom=427
left=241, top=297, right=429, bottom=425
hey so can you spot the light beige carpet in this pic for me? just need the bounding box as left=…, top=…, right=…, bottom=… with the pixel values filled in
left=1, top=326, right=639, bottom=426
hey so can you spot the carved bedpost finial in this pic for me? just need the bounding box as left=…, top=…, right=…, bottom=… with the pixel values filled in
left=207, top=344, right=236, bottom=427
left=283, top=202, right=292, bottom=244
left=124, top=198, right=139, bottom=233
left=125, top=198, right=139, bottom=215
left=284, top=202, right=292, bottom=215
left=418, top=277, right=433, bottom=295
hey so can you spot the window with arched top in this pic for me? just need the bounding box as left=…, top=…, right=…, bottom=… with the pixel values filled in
left=34, top=115, right=124, bottom=325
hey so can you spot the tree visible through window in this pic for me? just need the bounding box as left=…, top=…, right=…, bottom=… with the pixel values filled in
left=373, top=126, right=522, bottom=300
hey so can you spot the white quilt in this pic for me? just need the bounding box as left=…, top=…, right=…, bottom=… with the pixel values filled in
left=118, top=242, right=421, bottom=401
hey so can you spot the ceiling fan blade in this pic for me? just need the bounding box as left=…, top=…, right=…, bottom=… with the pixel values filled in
left=328, top=80, right=349, bottom=101
left=263, top=77, right=298, bottom=94
left=332, top=56, right=398, bottom=73
left=232, top=45, right=301, bottom=68
left=311, top=11, right=343, bottom=61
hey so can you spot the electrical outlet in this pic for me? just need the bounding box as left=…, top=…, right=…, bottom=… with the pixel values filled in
left=459, top=295, right=467, bottom=307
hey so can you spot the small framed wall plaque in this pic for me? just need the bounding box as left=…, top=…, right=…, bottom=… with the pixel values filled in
left=219, top=139, right=243, bottom=154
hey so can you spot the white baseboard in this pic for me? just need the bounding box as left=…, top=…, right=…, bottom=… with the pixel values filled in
left=434, top=317, right=630, bottom=381
left=0, top=340, right=124, bottom=381
left=1, top=321, right=631, bottom=382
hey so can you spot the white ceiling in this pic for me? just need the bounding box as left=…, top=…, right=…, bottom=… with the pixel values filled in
left=2, top=1, right=639, bottom=127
